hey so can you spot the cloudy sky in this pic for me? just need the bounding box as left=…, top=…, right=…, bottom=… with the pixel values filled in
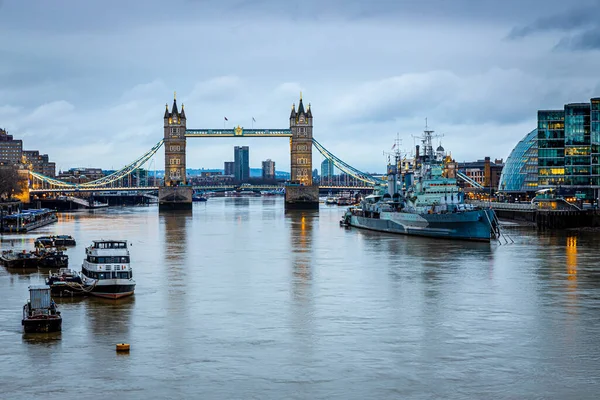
left=1, top=0, right=600, bottom=173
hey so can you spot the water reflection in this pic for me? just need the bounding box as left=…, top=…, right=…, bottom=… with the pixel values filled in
left=160, top=211, right=191, bottom=301
left=565, top=235, right=578, bottom=311
left=287, top=210, right=317, bottom=350
left=85, top=296, right=135, bottom=343
left=288, top=210, right=317, bottom=299
left=566, top=236, right=578, bottom=280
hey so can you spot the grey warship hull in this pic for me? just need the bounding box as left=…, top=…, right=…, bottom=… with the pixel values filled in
left=347, top=208, right=496, bottom=242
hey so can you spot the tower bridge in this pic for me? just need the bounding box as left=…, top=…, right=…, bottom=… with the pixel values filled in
left=28, top=94, right=386, bottom=210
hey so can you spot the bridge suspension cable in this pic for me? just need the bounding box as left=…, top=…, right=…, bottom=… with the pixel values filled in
left=456, top=171, right=485, bottom=189
left=29, top=171, right=78, bottom=187
left=80, top=139, right=164, bottom=187
left=29, top=139, right=164, bottom=189
left=312, top=138, right=385, bottom=186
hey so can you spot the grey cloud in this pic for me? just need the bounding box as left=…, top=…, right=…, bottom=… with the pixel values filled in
left=555, top=28, right=600, bottom=51
left=507, top=5, right=597, bottom=39
left=507, top=1, right=600, bottom=52
left=328, top=68, right=590, bottom=126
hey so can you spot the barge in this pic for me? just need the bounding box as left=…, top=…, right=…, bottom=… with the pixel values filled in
left=1, top=248, right=68, bottom=269
left=1, top=209, right=57, bottom=233
left=22, top=285, right=62, bottom=333
left=35, top=235, right=77, bottom=248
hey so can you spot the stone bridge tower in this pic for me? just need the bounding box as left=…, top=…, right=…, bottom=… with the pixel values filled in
left=158, top=94, right=192, bottom=210
left=285, top=94, right=319, bottom=209
left=164, top=94, right=186, bottom=186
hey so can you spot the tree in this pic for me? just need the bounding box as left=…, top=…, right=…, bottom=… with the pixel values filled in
left=0, top=165, right=20, bottom=200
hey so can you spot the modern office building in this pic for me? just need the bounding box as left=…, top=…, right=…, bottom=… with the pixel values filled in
left=234, top=146, right=250, bottom=182
left=312, top=168, right=319, bottom=183
left=320, top=159, right=334, bottom=184
left=23, top=150, right=56, bottom=177
left=261, top=159, right=275, bottom=179
left=537, top=98, right=599, bottom=198
left=498, top=129, right=538, bottom=194
left=499, top=97, right=600, bottom=200
left=224, top=161, right=235, bottom=176
left=0, top=128, right=23, bottom=165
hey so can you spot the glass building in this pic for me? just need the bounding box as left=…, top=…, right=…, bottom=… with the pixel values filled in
left=501, top=97, right=600, bottom=200
left=538, top=98, right=600, bottom=198
left=538, top=110, right=565, bottom=186
left=592, top=98, right=600, bottom=185
left=498, top=129, right=538, bottom=193
left=320, top=159, right=334, bottom=184
left=234, top=146, right=249, bottom=182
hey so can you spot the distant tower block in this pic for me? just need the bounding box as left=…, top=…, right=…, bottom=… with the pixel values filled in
left=285, top=94, right=319, bottom=210
left=158, top=93, right=192, bottom=211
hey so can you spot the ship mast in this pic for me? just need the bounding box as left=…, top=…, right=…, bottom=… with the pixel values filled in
left=420, top=118, right=443, bottom=162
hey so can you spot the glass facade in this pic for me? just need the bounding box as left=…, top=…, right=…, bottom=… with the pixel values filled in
left=537, top=110, right=565, bottom=186
left=564, top=103, right=590, bottom=186
left=500, top=98, right=600, bottom=198
left=498, top=129, right=538, bottom=192
left=234, top=146, right=250, bottom=182
left=591, top=98, right=600, bottom=185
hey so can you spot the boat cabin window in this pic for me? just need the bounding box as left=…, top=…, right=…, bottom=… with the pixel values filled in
left=83, top=267, right=132, bottom=280
left=87, top=256, right=130, bottom=263
left=93, top=242, right=127, bottom=249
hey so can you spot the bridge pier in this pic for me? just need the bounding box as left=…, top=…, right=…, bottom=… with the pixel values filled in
left=158, top=186, right=193, bottom=211
left=285, top=185, right=319, bottom=209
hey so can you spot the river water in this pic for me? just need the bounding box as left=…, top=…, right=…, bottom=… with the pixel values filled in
left=0, top=197, right=599, bottom=399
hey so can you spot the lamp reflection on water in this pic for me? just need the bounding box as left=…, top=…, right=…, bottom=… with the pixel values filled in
left=566, top=236, right=577, bottom=281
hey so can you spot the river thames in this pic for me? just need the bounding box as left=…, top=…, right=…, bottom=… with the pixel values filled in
left=1, top=197, right=599, bottom=399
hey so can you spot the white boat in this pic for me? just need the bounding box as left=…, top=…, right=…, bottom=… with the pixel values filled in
left=325, top=196, right=338, bottom=205
left=81, top=240, right=135, bottom=299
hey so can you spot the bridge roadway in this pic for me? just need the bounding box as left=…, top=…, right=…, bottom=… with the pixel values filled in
left=30, top=184, right=375, bottom=194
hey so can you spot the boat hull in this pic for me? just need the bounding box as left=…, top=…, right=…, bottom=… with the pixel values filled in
left=87, top=280, right=136, bottom=299
left=22, top=316, right=62, bottom=333
left=348, top=209, right=495, bottom=242
left=1, top=256, right=39, bottom=268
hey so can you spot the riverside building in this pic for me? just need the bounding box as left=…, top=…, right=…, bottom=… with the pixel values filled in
left=0, top=128, right=23, bottom=165
left=499, top=97, right=600, bottom=201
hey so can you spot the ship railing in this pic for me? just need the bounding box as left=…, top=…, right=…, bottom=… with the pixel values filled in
left=468, top=201, right=537, bottom=211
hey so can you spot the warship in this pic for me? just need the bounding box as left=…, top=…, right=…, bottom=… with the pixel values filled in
left=342, top=127, right=500, bottom=242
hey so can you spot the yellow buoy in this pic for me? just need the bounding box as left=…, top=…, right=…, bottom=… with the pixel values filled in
left=116, top=343, right=130, bottom=352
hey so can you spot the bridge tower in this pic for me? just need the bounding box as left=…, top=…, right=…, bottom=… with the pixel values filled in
left=158, top=93, right=192, bottom=210
left=285, top=94, right=319, bottom=209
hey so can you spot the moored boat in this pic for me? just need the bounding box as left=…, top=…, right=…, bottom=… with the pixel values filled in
left=1, top=209, right=57, bottom=233
left=46, top=268, right=90, bottom=297
left=35, top=235, right=76, bottom=247
left=81, top=240, right=135, bottom=299
left=22, top=285, right=62, bottom=333
left=38, top=249, right=69, bottom=269
left=325, top=196, right=338, bottom=205
left=1, top=250, right=39, bottom=268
